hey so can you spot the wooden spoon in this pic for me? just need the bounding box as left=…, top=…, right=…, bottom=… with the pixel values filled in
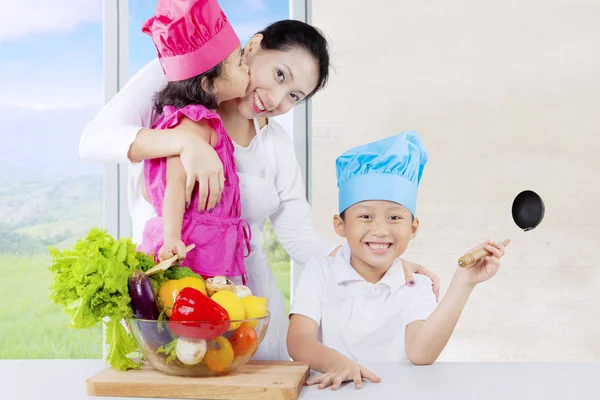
left=145, top=244, right=196, bottom=276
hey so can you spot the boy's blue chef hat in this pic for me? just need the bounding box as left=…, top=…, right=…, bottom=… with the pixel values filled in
left=336, top=131, right=428, bottom=216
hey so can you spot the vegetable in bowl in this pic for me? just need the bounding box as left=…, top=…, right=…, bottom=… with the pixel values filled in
left=48, top=227, right=270, bottom=376
left=48, top=227, right=204, bottom=371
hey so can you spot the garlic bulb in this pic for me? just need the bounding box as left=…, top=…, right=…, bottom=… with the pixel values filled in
left=233, top=285, right=252, bottom=298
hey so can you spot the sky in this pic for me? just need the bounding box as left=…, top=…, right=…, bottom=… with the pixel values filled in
left=0, top=0, right=289, bottom=110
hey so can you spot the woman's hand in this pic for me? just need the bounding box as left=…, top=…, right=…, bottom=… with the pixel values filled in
left=306, top=358, right=381, bottom=390
left=400, top=259, right=441, bottom=301
left=330, top=246, right=440, bottom=300
left=176, top=128, right=225, bottom=211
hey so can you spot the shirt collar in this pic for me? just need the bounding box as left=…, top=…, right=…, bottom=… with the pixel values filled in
left=332, top=243, right=407, bottom=290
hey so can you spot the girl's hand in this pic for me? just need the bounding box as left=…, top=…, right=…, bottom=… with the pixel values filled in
left=456, top=239, right=510, bottom=287
left=306, top=359, right=381, bottom=390
left=158, top=238, right=188, bottom=262
left=400, top=259, right=441, bottom=301
left=178, top=130, right=225, bottom=212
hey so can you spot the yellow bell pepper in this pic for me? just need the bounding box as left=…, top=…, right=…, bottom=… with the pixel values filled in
left=158, top=277, right=207, bottom=317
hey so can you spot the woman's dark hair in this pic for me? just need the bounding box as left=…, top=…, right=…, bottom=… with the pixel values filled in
left=153, top=62, right=223, bottom=114
left=255, top=20, right=330, bottom=99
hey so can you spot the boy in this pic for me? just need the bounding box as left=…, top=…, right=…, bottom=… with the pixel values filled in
left=287, top=131, right=509, bottom=390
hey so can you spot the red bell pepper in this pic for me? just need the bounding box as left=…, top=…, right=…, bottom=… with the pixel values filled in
left=169, top=287, right=230, bottom=340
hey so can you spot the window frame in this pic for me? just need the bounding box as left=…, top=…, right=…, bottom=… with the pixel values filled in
left=289, top=0, right=311, bottom=305
left=102, top=0, right=130, bottom=240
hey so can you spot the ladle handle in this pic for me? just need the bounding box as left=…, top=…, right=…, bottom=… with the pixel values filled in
left=457, top=239, right=510, bottom=267
left=457, top=248, right=489, bottom=267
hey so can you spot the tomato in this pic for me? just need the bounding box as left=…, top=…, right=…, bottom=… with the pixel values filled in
left=158, top=277, right=206, bottom=317
left=204, top=336, right=234, bottom=372
left=229, top=323, right=258, bottom=358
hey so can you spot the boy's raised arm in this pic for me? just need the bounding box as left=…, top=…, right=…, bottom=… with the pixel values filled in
left=405, top=240, right=508, bottom=365
left=405, top=274, right=473, bottom=365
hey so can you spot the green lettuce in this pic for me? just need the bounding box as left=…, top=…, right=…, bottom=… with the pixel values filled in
left=48, top=227, right=153, bottom=371
left=156, top=338, right=179, bottom=364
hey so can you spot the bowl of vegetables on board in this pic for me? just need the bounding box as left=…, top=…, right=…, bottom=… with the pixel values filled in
left=49, top=228, right=270, bottom=377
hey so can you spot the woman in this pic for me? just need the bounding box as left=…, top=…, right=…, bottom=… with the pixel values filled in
left=80, top=19, right=440, bottom=360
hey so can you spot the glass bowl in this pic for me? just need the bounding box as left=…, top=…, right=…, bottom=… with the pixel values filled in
left=127, top=312, right=270, bottom=377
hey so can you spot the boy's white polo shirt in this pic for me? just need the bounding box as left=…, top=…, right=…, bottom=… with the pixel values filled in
left=289, top=244, right=437, bottom=362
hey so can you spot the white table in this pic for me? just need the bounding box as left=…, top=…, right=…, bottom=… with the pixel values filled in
left=1, top=359, right=598, bottom=400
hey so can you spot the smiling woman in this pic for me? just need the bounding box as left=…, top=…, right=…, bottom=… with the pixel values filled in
left=125, top=0, right=297, bottom=308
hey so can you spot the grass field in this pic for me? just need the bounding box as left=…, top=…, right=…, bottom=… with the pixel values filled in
left=0, top=252, right=290, bottom=359
left=0, top=253, right=104, bottom=359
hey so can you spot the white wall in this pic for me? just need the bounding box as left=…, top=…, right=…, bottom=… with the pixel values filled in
left=309, top=0, right=600, bottom=361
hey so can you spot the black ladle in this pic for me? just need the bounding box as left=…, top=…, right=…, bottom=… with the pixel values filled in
left=457, top=190, right=545, bottom=267
left=512, top=190, right=545, bottom=231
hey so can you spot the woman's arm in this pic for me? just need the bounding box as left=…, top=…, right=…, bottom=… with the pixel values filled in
left=268, top=127, right=337, bottom=263
left=79, top=59, right=224, bottom=209
left=79, top=59, right=166, bottom=164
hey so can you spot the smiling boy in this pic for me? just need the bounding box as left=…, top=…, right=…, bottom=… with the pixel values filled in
left=287, top=131, right=508, bottom=390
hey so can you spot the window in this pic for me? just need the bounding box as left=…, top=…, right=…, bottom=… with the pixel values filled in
left=127, top=0, right=295, bottom=312
left=0, top=0, right=306, bottom=362
left=0, top=1, right=104, bottom=359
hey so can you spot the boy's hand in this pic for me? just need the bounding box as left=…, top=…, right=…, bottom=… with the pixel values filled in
left=158, top=237, right=188, bottom=262
left=306, top=359, right=381, bottom=390
left=456, top=239, right=510, bottom=287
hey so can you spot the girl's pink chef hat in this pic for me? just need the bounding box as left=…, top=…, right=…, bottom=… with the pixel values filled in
left=142, top=0, right=240, bottom=82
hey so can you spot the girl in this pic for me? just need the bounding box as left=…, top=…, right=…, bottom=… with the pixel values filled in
left=79, top=18, right=440, bottom=361
left=136, top=0, right=251, bottom=283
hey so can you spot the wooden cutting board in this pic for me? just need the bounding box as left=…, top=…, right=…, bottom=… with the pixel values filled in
left=86, top=360, right=310, bottom=400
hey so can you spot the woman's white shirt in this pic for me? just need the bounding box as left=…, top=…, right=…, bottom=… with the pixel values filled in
left=79, top=58, right=165, bottom=165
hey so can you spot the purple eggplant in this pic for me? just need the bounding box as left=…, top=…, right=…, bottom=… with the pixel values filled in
left=128, top=270, right=172, bottom=351
left=128, top=270, right=160, bottom=320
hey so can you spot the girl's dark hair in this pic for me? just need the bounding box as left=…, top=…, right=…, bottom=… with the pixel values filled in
left=255, top=20, right=330, bottom=99
left=153, top=62, right=223, bottom=114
